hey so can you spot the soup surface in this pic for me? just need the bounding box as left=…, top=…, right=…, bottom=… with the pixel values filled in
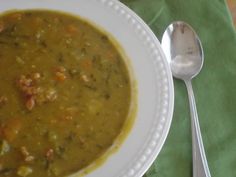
left=0, top=10, right=131, bottom=177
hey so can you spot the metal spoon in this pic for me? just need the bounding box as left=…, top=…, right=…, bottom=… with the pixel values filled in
left=161, top=21, right=211, bottom=177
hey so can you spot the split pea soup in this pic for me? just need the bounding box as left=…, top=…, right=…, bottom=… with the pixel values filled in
left=0, top=10, right=132, bottom=177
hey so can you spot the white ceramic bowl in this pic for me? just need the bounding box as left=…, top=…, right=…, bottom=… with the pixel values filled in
left=0, top=0, right=174, bottom=177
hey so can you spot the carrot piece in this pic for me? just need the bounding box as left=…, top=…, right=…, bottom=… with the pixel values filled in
left=54, top=66, right=67, bottom=82
left=25, top=97, right=35, bottom=111
left=55, top=72, right=66, bottom=82
left=66, top=24, right=79, bottom=35
left=3, top=118, right=22, bottom=142
left=55, top=66, right=66, bottom=73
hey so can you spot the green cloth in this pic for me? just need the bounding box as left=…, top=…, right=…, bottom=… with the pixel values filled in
left=120, top=0, right=236, bottom=177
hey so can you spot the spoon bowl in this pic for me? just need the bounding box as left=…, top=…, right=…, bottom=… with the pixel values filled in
left=161, top=21, right=211, bottom=177
left=162, top=21, right=203, bottom=80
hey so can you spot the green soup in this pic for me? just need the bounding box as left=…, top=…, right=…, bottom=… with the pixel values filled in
left=0, top=10, right=131, bottom=177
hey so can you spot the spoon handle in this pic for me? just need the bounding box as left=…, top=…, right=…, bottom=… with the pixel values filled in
left=185, top=80, right=211, bottom=177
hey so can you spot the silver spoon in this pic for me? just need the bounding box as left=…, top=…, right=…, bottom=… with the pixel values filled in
left=161, top=21, right=211, bottom=177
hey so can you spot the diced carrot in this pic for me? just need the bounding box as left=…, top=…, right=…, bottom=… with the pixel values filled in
left=54, top=66, right=67, bottom=82
left=66, top=24, right=79, bottom=34
left=25, top=97, right=35, bottom=110
left=55, top=72, right=66, bottom=82
left=3, top=118, right=22, bottom=142
left=55, top=66, right=66, bottom=73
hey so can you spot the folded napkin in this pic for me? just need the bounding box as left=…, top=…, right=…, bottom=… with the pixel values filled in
left=121, top=0, right=236, bottom=177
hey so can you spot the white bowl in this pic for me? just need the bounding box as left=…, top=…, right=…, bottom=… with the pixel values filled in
left=0, top=0, right=174, bottom=177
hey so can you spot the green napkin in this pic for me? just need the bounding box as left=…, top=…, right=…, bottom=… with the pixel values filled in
left=120, top=0, right=236, bottom=177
